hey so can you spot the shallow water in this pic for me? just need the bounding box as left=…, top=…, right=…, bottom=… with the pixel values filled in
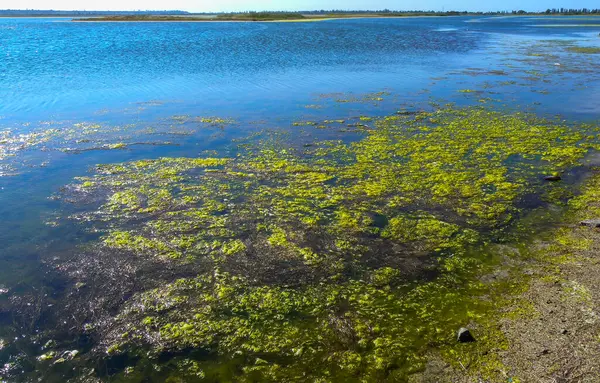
left=1, top=15, right=600, bottom=382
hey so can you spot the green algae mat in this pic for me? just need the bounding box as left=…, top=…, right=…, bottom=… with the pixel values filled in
left=25, top=104, right=596, bottom=382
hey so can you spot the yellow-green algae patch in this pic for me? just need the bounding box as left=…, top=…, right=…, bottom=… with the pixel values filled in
left=566, top=46, right=600, bottom=54
left=61, top=105, right=600, bottom=381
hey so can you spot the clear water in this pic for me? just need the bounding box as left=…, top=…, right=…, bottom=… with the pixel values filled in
left=0, top=16, right=598, bottom=122
left=0, top=15, right=599, bottom=381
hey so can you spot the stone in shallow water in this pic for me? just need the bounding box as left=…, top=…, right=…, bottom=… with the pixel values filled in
left=457, top=327, right=476, bottom=343
left=544, top=175, right=562, bottom=181
left=580, top=219, right=600, bottom=228
left=42, top=340, right=57, bottom=350
left=62, top=350, right=79, bottom=360
left=37, top=352, right=56, bottom=362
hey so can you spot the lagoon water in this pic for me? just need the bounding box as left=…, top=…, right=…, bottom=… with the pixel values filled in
left=1, top=15, right=600, bottom=382
left=0, top=16, right=598, bottom=122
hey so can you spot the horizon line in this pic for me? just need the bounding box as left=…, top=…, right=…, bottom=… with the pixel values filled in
left=1, top=7, right=598, bottom=13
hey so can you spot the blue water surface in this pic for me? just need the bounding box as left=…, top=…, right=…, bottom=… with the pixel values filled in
left=0, top=16, right=597, bottom=122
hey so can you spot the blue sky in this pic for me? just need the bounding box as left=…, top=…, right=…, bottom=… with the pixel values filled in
left=4, top=0, right=599, bottom=12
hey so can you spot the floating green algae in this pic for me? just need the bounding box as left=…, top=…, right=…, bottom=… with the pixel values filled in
left=317, top=91, right=391, bottom=104
left=566, top=46, right=600, bottom=54
left=441, top=38, right=600, bottom=98
left=55, top=104, right=600, bottom=381
left=0, top=115, right=239, bottom=176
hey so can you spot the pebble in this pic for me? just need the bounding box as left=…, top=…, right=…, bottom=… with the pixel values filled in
left=538, top=348, right=550, bottom=356
left=457, top=327, right=476, bottom=343
left=64, top=350, right=79, bottom=359
left=43, top=340, right=57, bottom=350
left=580, top=219, right=600, bottom=228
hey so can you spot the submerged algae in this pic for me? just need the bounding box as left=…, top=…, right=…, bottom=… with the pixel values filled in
left=441, top=38, right=600, bottom=98
left=53, top=105, right=600, bottom=381
left=0, top=115, right=238, bottom=176
left=566, top=46, right=600, bottom=54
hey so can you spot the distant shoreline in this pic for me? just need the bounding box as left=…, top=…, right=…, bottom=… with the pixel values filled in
left=1, top=12, right=599, bottom=23
left=71, top=16, right=452, bottom=23
left=72, top=14, right=455, bottom=23
left=70, top=14, right=600, bottom=23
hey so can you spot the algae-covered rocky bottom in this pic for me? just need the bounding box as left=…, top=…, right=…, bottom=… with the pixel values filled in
left=5, top=105, right=600, bottom=382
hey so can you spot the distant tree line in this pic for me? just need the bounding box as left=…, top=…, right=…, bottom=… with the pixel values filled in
left=302, top=9, right=469, bottom=14
left=219, top=9, right=600, bottom=16
left=542, top=8, right=600, bottom=14
left=225, top=10, right=483, bottom=16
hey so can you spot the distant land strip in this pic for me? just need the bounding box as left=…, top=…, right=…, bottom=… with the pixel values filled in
left=1, top=9, right=600, bottom=21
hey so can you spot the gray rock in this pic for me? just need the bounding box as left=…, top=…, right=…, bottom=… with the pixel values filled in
left=42, top=340, right=57, bottom=350
left=58, top=350, right=79, bottom=362
left=457, top=327, right=475, bottom=343
left=580, top=219, right=600, bottom=228
left=536, top=348, right=551, bottom=357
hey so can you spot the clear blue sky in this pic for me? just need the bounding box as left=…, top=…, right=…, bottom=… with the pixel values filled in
left=4, top=0, right=599, bottom=13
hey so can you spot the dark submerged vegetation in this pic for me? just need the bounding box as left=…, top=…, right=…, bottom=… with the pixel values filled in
left=22, top=104, right=599, bottom=382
